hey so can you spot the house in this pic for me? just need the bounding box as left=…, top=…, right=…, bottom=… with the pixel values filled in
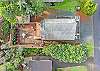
left=9, top=16, right=80, bottom=48
left=41, top=16, right=80, bottom=45
left=41, top=16, right=80, bottom=41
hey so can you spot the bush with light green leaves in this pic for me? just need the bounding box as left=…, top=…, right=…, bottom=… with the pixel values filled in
left=80, top=0, right=97, bottom=16
left=23, top=48, right=45, bottom=57
left=43, top=44, right=88, bottom=63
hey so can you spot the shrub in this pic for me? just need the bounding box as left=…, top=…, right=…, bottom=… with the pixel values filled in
left=12, top=28, right=17, bottom=45
left=2, top=20, right=10, bottom=39
left=43, top=44, right=88, bottom=63
left=3, top=44, right=24, bottom=71
left=23, top=48, right=44, bottom=57
left=80, top=0, right=97, bottom=16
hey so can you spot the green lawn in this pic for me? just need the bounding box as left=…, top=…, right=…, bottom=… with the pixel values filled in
left=57, top=66, right=87, bottom=71
left=50, top=0, right=80, bottom=12
left=85, top=41, right=94, bottom=57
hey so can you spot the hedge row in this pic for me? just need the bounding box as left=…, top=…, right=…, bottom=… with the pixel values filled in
left=43, top=44, right=88, bottom=63
left=23, top=48, right=44, bottom=57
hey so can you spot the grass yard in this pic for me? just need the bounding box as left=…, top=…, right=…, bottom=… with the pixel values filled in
left=50, top=0, right=80, bottom=12
left=57, top=66, right=87, bottom=71
left=85, top=41, right=94, bottom=57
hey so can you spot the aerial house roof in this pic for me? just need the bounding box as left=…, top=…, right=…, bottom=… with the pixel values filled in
left=41, top=16, right=80, bottom=41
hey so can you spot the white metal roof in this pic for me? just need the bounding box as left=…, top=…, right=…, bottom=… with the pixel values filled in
left=41, top=17, right=79, bottom=40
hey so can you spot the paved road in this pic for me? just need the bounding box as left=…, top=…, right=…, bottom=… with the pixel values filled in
left=93, top=0, right=100, bottom=70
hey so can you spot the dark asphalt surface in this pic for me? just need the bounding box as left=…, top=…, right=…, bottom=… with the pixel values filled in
left=94, top=0, right=100, bottom=70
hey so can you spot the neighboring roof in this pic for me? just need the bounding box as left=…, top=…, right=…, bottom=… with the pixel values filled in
left=29, top=60, right=52, bottom=71
left=41, top=16, right=80, bottom=40
left=43, top=0, right=64, bottom=2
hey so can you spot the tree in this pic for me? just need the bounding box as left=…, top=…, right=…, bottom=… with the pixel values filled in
left=0, top=0, right=46, bottom=24
left=80, top=0, right=97, bottom=16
